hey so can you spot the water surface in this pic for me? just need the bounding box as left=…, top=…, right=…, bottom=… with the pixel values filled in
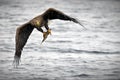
left=0, top=0, right=120, bottom=80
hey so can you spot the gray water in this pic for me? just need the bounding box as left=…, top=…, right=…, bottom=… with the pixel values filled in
left=0, top=0, right=120, bottom=80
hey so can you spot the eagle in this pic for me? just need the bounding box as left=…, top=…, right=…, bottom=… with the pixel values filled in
left=13, top=8, right=85, bottom=66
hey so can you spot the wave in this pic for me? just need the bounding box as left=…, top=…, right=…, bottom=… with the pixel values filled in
left=73, top=73, right=90, bottom=77
left=62, top=49, right=120, bottom=54
left=26, top=78, right=49, bottom=80
left=45, top=47, right=120, bottom=54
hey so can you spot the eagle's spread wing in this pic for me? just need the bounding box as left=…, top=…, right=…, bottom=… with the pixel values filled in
left=43, top=8, right=85, bottom=28
left=13, top=23, right=34, bottom=67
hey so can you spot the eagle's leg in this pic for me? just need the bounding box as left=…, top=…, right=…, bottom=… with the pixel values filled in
left=45, top=23, right=51, bottom=35
left=36, top=26, right=51, bottom=38
left=43, top=24, right=51, bottom=40
left=36, top=24, right=51, bottom=43
left=36, top=27, right=47, bottom=37
left=36, top=27, right=44, bottom=33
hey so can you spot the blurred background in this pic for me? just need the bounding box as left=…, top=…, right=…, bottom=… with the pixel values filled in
left=0, top=0, right=120, bottom=80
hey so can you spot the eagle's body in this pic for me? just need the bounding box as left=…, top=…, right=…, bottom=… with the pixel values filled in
left=13, top=8, right=85, bottom=66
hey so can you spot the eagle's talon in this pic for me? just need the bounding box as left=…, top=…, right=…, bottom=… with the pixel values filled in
left=41, top=29, right=52, bottom=43
left=43, top=32, right=48, bottom=38
left=47, top=29, right=51, bottom=35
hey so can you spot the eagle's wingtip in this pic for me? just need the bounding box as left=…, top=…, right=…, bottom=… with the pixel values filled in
left=72, top=18, right=87, bottom=29
left=13, top=56, right=20, bottom=68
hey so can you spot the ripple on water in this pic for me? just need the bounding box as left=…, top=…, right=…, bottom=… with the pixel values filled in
left=73, top=73, right=91, bottom=78
left=0, top=0, right=120, bottom=80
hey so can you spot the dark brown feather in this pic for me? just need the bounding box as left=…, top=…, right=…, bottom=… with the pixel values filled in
left=13, top=23, right=34, bottom=66
left=42, top=8, right=85, bottom=28
left=43, top=8, right=76, bottom=21
left=13, top=8, right=85, bottom=67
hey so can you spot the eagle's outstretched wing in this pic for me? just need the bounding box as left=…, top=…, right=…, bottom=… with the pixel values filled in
left=43, top=8, right=85, bottom=28
left=13, top=23, right=34, bottom=67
